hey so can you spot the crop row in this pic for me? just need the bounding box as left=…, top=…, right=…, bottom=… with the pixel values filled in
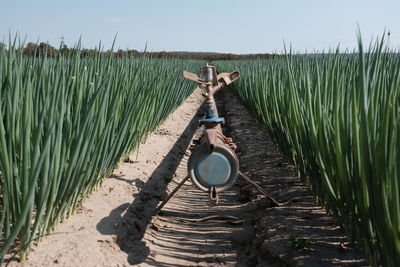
left=0, top=43, right=202, bottom=261
left=216, top=38, right=400, bottom=266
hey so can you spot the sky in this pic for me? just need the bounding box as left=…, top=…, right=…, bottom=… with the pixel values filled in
left=1, top=0, right=399, bottom=54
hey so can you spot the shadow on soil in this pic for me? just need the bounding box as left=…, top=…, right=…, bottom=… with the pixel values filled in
left=97, top=102, right=205, bottom=265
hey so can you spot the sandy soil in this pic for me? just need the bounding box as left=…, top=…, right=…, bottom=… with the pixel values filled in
left=5, top=87, right=368, bottom=267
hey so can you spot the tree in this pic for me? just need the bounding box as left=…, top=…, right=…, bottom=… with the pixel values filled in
left=24, top=42, right=37, bottom=56
left=116, top=49, right=126, bottom=57
left=38, top=42, right=57, bottom=57
left=60, top=44, right=69, bottom=56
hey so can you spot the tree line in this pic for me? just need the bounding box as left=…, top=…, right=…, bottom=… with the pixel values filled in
left=0, top=41, right=279, bottom=60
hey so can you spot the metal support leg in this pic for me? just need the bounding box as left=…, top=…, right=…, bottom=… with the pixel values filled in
left=238, top=171, right=282, bottom=207
left=155, top=175, right=190, bottom=215
left=208, top=186, right=219, bottom=206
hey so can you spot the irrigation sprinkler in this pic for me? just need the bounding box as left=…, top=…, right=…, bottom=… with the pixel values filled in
left=185, top=65, right=240, bottom=202
left=155, top=64, right=281, bottom=215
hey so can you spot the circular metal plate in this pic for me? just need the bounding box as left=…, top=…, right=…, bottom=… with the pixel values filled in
left=188, top=143, right=239, bottom=192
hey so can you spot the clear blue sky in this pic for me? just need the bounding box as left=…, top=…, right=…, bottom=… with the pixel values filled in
left=1, top=0, right=399, bottom=54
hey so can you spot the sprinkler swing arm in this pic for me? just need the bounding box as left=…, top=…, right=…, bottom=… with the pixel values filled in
left=155, top=64, right=281, bottom=215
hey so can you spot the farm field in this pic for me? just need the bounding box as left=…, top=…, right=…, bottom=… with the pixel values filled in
left=0, top=38, right=399, bottom=266
left=4, top=83, right=367, bottom=267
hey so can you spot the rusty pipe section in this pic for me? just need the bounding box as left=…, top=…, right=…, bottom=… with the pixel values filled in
left=183, top=64, right=240, bottom=198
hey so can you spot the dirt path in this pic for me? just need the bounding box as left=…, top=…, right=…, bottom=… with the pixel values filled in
left=6, top=87, right=368, bottom=267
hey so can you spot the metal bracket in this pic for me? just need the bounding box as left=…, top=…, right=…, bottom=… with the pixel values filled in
left=209, top=186, right=219, bottom=206
left=238, top=171, right=283, bottom=207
